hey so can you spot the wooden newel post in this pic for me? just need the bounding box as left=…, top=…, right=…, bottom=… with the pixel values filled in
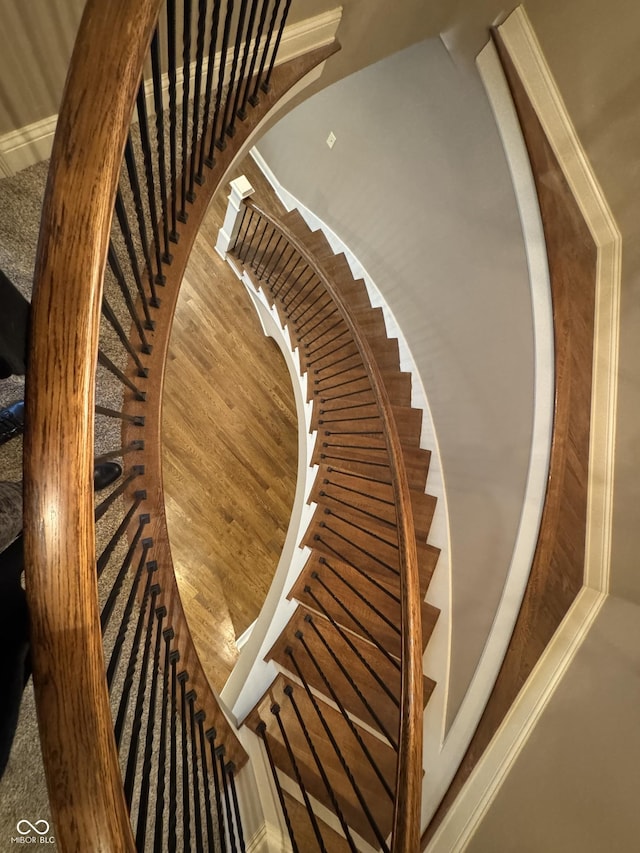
left=215, top=175, right=255, bottom=258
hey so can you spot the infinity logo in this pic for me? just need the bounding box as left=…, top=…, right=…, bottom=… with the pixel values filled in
left=16, top=820, right=50, bottom=836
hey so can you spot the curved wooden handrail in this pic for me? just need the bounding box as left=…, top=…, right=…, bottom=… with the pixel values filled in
left=243, top=199, right=424, bottom=851
left=24, top=1, right=162, bottom=849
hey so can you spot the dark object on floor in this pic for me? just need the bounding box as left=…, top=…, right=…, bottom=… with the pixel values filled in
left=93, top=461, right=122, bottom=492
left=0, top=270, right=29, bottom=379
left=0, top=400, right=25, bottom=446
left=0, top=535, right=28, bottom=780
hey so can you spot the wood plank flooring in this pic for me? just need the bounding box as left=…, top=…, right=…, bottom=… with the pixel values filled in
left=162, top=165, right=298, bottom=692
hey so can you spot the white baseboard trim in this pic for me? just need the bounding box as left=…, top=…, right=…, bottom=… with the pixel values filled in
left=0, top=8, right=342, bottom=176
left=247, top=821, right=293, bottom=853
left=0, top=114, right=57, bottom=175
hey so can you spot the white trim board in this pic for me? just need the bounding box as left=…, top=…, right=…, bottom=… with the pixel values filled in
left=427, top=6, right=620, bottom=849
left=0, top=7, right=342, bottom=176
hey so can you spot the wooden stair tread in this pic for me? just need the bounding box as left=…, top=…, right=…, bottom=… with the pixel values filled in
left=266, top=604, right=401, bottom=740
left=282, top=790, right=354, bottom=853
left=302, top=507, right=439, bottom=599
left=310, top=465, right=436, bottom=541
left=248, top=673, right=396, bottom=847
left=290, top=552, right=440, bottom=660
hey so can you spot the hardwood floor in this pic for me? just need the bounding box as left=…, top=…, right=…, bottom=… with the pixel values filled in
left=162, top=163, right=298, bottom=692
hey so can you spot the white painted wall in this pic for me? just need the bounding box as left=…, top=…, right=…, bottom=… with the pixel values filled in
left=255, top=37, right=536, bottom=728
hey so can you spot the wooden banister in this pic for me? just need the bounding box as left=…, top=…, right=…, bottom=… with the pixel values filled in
left=24, top=1, right=162, bottom=849
left=242, top=200, right=424, bottom=851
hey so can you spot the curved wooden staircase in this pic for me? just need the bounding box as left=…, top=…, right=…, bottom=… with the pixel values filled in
left=227, top=200, right=441, bottom=850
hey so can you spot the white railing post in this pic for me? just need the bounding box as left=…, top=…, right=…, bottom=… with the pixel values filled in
left=215, top=175, right=255, bottom=259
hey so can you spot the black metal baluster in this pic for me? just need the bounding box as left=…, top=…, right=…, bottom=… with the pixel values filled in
left=287, top=278, right=322, bottom=318
left=209, top=0, right=234, bottom=159
left=238, top=0, right=270, bottom=118
left=256, top=722, right=299, bottom=853
left=114, top=189, right=155, bottom=328
left=197, top=0, right=222, bottom=182
left=187, top=691, right=205, bottom=853
left=270, top=248, right=300, bottom=294
left=114, top=566, right=157, bottom=748
left=207, top=729, right=228, bottom=853
left=280, top=263, right=312, bottom=304
left=94, top=440, right=144, bottom=466
left=286, top=648, right=390, bottom=852
left=167, top=0, right=179, bottom=241
left=123, top=139, right=160, bottom=306
left=220, top=0, right=249, bottom=140
left=318, top=511, right=400, bottom=576
left=272, top=700, right=328, bottom=852
left=97, top=350, right=147, bottom=401
left=226, top=763, right=246, bottom=853
left=135, top=605, right=166, bottom=849
left=95, top=466, right=142, bottom=522
left=106, top=553, right=154, bottom=690
left=264, top=237, right=290, bottom=284
left=231, top=206, right=250, bottom=253
left=228, top=0, right=260, bottom=135
left=311, top=525, right=397, bottom=596
left=101, top=296, right=149, bottom=377
left=217, top=746, right=238, bottom=853
left=293, top=294, right=333, bottom=329
left=153, top=626, right=174, bottom=851
left=320, top=555, right=401, bottom=637
left=196, top=713, right=216, bottom=853
left=303, top=327, right=351, bottom=360
left=247, top=219, right=271, bottom=267
left=100, top=514, right=149, bottom=632
left=179, top=0, right=192, bottom=222
left=294, top=631, right=394, bottom=799
left=123, top=583, right=161, bottom=807
left=303, top=615, right=398, bottom=748
left=168, top=650, right=180, bottom=853
left=150, top=27, right=173, bottom=263
left=178, top=671, right=192, bottom=852
left=188, top=0, right=207, bottom=201
left=305, top=583, right=400, bottom=700
left=260, top=0, right=292, bottom=93
left=95, top=404, right=145, bottom=426
left=301, top=305, right=339, bottom=338
left=248, top=0, right=281, bottom=105
left=136, top=85, right=166, bottom=285
left=96, top=490, right=147, bottom=579
left=282, top=268, right=316, bottom=311
left=305, top=338, right=356, bottom=368
left=254, top=229, right=280, bottom=278
left=284, top=684, right=358, bottom=852
left=107, top=243, right=152, bottom=352
left=257, top=234, right=283, bottom=279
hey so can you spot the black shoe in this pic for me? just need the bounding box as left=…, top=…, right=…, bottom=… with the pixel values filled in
left=0, top=401, right=25, bottom=446
left=93, top=461, right=122, bottom=492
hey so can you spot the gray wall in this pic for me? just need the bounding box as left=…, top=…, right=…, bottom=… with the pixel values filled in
left=256, top=39, right=535, bottom=726
left=465, top=595, right=640, bottom=852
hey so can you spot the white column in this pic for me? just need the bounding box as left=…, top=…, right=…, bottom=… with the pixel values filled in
left=215, top=175, right=255, bottom=259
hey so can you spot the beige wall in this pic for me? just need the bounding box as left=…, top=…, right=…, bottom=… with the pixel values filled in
left=0, top=0, right=85, bottom=134
left=256, top=38, right=535, bottom=728
left=465, top=595, right=640, bottom=852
